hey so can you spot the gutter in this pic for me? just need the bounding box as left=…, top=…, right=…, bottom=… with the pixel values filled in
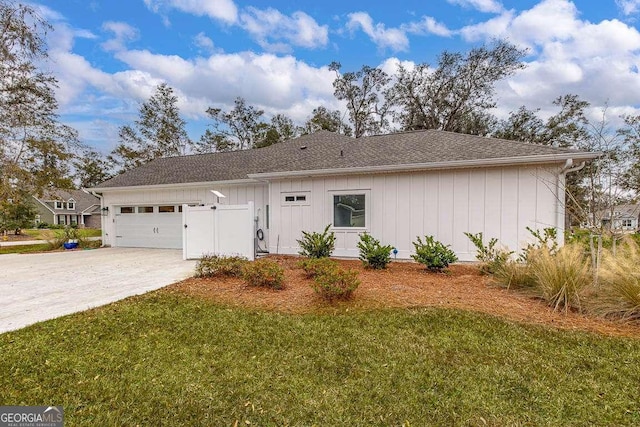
left=248, top=152, right=602, bottom=180
left=556, top=159, right=588, bottom=244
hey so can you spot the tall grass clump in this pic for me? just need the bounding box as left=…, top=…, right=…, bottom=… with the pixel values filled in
left=493, top=261, right=536, bottom=290
left=591, top=238, right=640, bottom=322
left=528, top=244, right=591, bottom=312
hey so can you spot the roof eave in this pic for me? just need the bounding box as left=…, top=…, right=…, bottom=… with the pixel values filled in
left=248, top=152, right=602, bottom=180
left=90, top=178, right=262, bottom=192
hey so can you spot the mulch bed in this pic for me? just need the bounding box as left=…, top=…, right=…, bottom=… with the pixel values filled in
left=168, top=255, right=640, bottom=338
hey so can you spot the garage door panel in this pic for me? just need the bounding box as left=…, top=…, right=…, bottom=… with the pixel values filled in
left=115, top=207, right=182, bottom=249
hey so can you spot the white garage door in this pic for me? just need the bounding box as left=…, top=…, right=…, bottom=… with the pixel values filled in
left=115, top=205, right=182, bottom=249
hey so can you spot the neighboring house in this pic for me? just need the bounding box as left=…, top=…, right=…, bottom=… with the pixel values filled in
left=92, top=130, right=599, bottom=261
left=32, top=189, right=102, bottom=228
left=599, top=204, right=640, bottom=233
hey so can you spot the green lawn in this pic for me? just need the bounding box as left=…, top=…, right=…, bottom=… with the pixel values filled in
left=0, top=243, right=51, bottom=254
left=21, top=228, right=102, bottom=240
left=1, top=293, right=639, bottom=426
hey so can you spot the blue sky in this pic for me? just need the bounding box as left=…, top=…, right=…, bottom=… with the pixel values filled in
left=35, top=0, right=640, bottom=152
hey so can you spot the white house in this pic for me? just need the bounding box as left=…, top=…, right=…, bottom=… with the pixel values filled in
left=598, top=204, right=640, bottom=233
left=91, top=130, right=599, bottom=261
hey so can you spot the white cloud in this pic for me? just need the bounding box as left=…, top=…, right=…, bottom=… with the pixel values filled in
left=346, top=12, right=409, bottom=52
left=403, top=16, right=453, bottom=37
left=101, top=21, right=139, bottom=52
left=193, top=32, right=215, bottom=51
left=143, top=0, right=238, bottom=24
left=239, top=7, right=329, bottom=52
left=617, top=0, right=640, bottom=15
left=447, top=0, right=504, bottom=14
left=457, top=0, right=640, bottom=120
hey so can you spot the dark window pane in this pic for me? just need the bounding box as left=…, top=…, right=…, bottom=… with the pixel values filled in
left=120, top=207, right=134, bottom=214
left=159, top=205, right=175, bottom=213
left=333, top=194, right=365, bottom=227
left=139, top=206, right=154, bottom=213
left=296, top=195, right=306, bottom=201
left=284, top=196, right=295, bottom=202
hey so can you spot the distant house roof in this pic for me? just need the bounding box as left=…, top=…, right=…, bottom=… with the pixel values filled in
left=599, top=204, right=640, bottom=220
left=34, top=189, right=101, bottom=214
left=93, top=129, right=600, bottom=189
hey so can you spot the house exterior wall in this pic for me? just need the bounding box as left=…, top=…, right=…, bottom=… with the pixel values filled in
left=267, top=164, right=564, bottom=261
left=31, top=199, right=55, bottom=225
left=99, top=182, right=269, bottom=248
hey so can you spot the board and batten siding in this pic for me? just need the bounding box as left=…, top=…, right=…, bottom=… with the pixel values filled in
left=268, top=165, right=564, bottom=261
left=100, top=182, right=269, bottom=248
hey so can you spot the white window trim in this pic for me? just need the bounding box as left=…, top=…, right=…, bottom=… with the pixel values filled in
left=328, top=189, right=370, bottom=231
left=67, top=199, right=76, bottom=210
left=281, top=191, right=311, bottom=206
left=54, top=201, right=63, bottom=209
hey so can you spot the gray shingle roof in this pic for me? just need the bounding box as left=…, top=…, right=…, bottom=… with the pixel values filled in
left=36, top=189, right=101, bottom=213
left=94, top=129, right=599, bottom=189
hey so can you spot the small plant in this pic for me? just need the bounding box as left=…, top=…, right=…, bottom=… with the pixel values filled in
left=297, top=257, right=338, bottom=278
left=411, top=235, right=458, bottom=272
left=242, top=258, right=285, bottom=289
left=464, top=232, right=513, bottom=274
left=520, top=227, right=558, bottom=262
left=312, top=268, right=360, bottom=301
left=529, top=244, right=591, bottom=312
left=590, top=238, right=640, bottom=321
left=357, top=232, right=393, bottom=269
left=195, top=254, right=249, bottom=278
left=64, top=226, right=79, bottom=242
left=297, top=224, right=336, bottom=258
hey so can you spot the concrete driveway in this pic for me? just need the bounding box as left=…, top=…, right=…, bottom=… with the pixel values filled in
left=0, top=248, right=196, bottom=334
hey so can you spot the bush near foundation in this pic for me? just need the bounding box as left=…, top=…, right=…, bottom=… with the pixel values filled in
left=411, top=235, right=458, bottom=272
left=312, top=267, right=360, bottom=301
left=298, top=257, right=339, bottom=278
left=195, top=254, right=249, bottom=278
left=242, top=258, right=285, bottom=289
left=297, top=225, right=336, bottom=258
left=357, top=232, right=393, bottom=270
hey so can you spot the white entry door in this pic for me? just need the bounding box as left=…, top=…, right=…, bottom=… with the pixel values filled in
left=115, top=205, right=182, bottom=249
left=183, top=202, right=254, bottom=260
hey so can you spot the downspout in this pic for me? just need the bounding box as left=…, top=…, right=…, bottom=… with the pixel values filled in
left=82, top=188, right=107, bottom=247
left=557, top=159, right=586, bottom=245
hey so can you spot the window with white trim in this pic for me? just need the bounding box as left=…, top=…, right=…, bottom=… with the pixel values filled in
left=331, top=192, right=368, bottom=228
left=67, top=199, right=75, bottom=210
left=54, top=201, right=63, bottom=209
left=281, top=192, right=310, bottom=206
left=138, top=206, right=154, bottom=213
left=622, top=219, right=633, bottom=228
left=120, top=206, right=134, bottom=214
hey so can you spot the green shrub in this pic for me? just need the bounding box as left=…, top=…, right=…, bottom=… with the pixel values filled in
left=312, top=268, right=360, bottom=301
left=464, top=232, right=513, bottom=274
left=297, top=257, right=338, bottom=278
left=357, top=232, right=392, bottom=269
left=529, top=245, right=591, bottom=312
left=411, top=235, right=458, bottom=272
left=520, top=227, right=558, bottom=262
left=590, top=238, right=640, bottom=321
left=242, top=258, right=285, bottom=289
left=493, top=260, right=536, bottom=290
left=195, top=254, right=249, bottom=278
left=297, top=224, right=336, bottom=258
